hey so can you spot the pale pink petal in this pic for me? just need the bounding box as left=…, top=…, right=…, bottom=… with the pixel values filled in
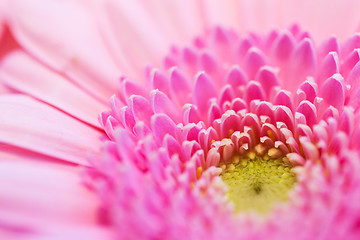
left=0, top=148, right=109, bottom=238
left=3, top=0, right=120, bottom=101
left=0, top=50, right=107, bottom=128
left=0, top=95, right=103, bottom=165
left=92, top=0, right=171, bottom=80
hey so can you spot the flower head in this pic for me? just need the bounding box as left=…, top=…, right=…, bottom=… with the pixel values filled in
left=88, top=26, right=360, bottom=239
left=1, top=1, right=360, bottom=240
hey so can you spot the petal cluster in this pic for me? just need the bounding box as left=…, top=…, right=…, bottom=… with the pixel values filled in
left=88, top=26, right=360, bottom=239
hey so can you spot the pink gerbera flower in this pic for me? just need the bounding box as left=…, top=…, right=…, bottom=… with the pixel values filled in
left=1, top=0, right=360, bottom=239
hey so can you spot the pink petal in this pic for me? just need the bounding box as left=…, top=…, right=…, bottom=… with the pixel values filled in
left=150, top=90, right=180, bottom=122
left=318, top=52, right=340, bottom=86
left=193, top=72, right=217, bottom=115
left=271, top=30, right=295, bottom=61
left=296, top=101, right=317, bottom=128
left=318, top=36, right=339, bottom=60
left=290, top=38, right=317, bottom=91
left=0, top=50, right=106, bottom=128
left=0, top=95, right=102, bottom=165
left=0, top=150, right=103, bottom=234
left=151, top=113, right=177, bottom=143
left=129, top=95, right=153, bottom=126
left=151, top=69, right=170, bottom=96
left=346, top=60, right=360, bottom=98
left=225, top=65, right=248, bottom=88
left=320, top=74, right=345, bottom=110
left=169, top=67, right=191, bottom=105
left=299, top=80, right=318, bottom=103
left=245, top=81, right=265, bottom=104
left=255, top=66, right=280, bottom=97
left=273, top=90, right=293, bottom=110
left=4, top=0, right=120, bottom=101
left=275, top=106, right=294, bottom=131
left=244, top=47, right=266, bottom=80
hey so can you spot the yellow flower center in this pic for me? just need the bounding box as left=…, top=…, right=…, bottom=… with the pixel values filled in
left=220, top=153, right=296, bottom=214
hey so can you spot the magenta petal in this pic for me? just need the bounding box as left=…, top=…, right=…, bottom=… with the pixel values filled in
left=255, top=66, right=280, bottom=97
left=121, top=78, right=147, bottom=101
left=341, top=49, right=360, bottom=79
left=182, top=104, right=201, bottom=124
left=299, top=80, right=318, bottom=103
left=290, top=38, right=317, bottom=90
left=275, top=106, right=294, bottom=130
left=296, top=101, right=317, bottom=128
left=245, top=81, right=265, bottom=104
left=219, top=85, right=235, bottom=107
left=114, top=128, right=136, bottom=160
left=199, top=51, right=218, bottom=74
left=193, top=72, right=217, bottom=115
left=220, top=111, right=240, bottom=138
left=225, top=65, right=248, bottom=88
left=244, top=47, right=266, bottom=80
left=346, top=60, right=360, bottom=97
left=318, top=52, right=340, bottom=86
left=319, top=36, right=339, bottom=59
left=320, top=74, right=345, bottom=110
left=272, top=30, right=295, bottom=61
left=338, top=107, right=354, bottom=135
left=231, top=98, right=247, bottom=112
left=151, top=69, right=170, bottom=96
left=151, top=113, right=177, bottom=143
left=169, top=67, right=191, bottom=104
left=342, top=33, right=360, bottom=57
left=129, top=95, right=153, bottom=126
left=150, top=90, right=180, bottom=122
left=164, top=134, right=181, bottom=158
left=256, top=102, right=275, bottom=120
left=273, top=90, right=293, bottom=110
left=119, top=106, right=135, bottom=130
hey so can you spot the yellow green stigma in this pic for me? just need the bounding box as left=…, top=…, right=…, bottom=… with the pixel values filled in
left=220, top=153, right=296, bottom=214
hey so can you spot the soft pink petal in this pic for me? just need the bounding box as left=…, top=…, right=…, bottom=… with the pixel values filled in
left=0, top=95, right=103, bottom=165
left=92, top=0, right=171, bottom=80
left=0, top=147, right=111, bottom=239
left=3, top=0, right=120, bottom=101
left=0, top=50, right=106, bottom=128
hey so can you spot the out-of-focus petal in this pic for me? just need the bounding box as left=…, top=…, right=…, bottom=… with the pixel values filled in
left=3, top=0, right=121, bottom=101
left=0, top=50, right=107, bottom=128
left=0, top=147, right=111, bottom=239
left=0, top=95, right=103, bottom=165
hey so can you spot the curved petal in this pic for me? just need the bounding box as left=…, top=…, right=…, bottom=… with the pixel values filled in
left=0, top=95, right=103, bottom=165
left=0, top=50, right=107, bottom=128
left=0, top=148, right=111, bottom=239
left=207, top=0, right=360, bottom=41
left=3, top=0, right=121, bottom=101
left=92, top=0, right=170, bottom=80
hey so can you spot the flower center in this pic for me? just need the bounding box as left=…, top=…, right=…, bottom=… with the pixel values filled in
left=219, top=151, right=296, bottom=214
